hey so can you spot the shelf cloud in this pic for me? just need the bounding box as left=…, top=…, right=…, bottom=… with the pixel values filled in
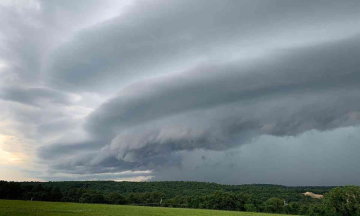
left=1, top=0, right=360, bottom=184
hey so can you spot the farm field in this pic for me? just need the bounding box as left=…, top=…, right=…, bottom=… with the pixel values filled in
left=0, top=200, right=294, bottom=216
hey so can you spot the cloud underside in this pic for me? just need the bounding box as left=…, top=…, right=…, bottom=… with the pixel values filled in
left=1, top=0, right=360, bottom=183
left=41, top=35, right=360, bottom=176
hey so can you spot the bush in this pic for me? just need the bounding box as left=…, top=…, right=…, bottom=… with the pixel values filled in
left=245, top=203, right=257, bottom=212
left=79, top=193, right=106, bottom=204
left=105, top=192, right=128, bottom=204
left=265, top=198, right=283, bottom=213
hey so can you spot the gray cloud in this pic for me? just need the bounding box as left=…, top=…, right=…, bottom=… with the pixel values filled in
left=85, top=35, right=360, bottom=137
left=43, top=35, right=360, bottom=175
left=151, top=126, right=360, bottom=186
left=46, top=0, right=360, bottom=92
left=1, top=0, right=360, bottom=184
left=0, top=86, right=75, bottom=107
left=38, top=139, right=103, bottom=160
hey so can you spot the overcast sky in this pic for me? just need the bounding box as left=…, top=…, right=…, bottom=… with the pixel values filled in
left=1, top=0, right=360, bottom=186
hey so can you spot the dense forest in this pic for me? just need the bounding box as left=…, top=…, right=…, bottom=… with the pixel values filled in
left=1, top=181, right=359, bottom=215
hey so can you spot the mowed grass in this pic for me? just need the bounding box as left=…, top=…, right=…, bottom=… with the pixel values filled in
left=0, top=200, right=292, bottom=216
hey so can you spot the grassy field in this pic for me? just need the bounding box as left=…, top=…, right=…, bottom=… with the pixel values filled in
left=0, top=200, right=294, bottom=216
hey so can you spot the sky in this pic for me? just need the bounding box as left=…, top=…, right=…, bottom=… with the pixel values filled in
left=0, top=0, right=360, bottom=186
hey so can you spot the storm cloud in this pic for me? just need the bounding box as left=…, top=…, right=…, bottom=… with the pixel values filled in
left=1, top=0, right=360, bottom=184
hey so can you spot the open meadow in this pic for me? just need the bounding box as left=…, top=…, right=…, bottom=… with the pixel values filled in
left=0, top=200, right=293, bottom=216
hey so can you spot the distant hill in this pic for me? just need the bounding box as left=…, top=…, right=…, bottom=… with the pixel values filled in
left=19, top=181, right=334, bottom=202
left=0, top=180, right=346, bottom=215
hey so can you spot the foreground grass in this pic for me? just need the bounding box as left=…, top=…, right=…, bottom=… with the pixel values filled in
left=0, top=200, right=293, bottom=216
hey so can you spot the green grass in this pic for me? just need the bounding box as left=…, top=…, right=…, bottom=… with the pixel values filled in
left=0, top=200, right=293, bottom=216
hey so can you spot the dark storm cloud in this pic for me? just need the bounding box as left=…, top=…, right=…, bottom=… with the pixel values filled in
left=151, top=127, right=360, bottom=186
left=43, top=34, right=360, bottom=174
left=48, top=151, right=142, bottom=175
left=85, top=35, right=360, bottom=138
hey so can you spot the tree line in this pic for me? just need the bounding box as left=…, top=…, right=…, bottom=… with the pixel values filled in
left=1, top=180, right=359, bottom=215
